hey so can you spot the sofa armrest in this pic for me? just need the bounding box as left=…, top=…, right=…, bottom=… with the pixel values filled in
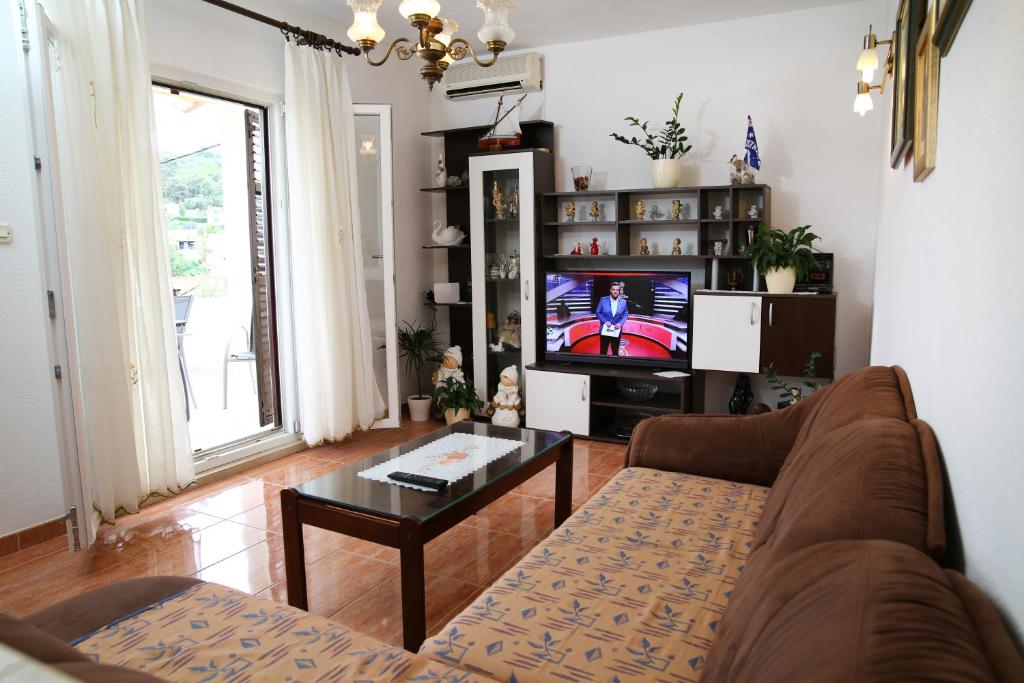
left=625, top=400, right=813, bottom=486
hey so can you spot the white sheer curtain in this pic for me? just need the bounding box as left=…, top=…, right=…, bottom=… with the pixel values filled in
left=284, top=43, right=384, bottom=446
left=45, top=0, right=194, bottom=522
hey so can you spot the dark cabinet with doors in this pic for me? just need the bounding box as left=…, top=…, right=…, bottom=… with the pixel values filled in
left=760, top=294, right=837, bottom=377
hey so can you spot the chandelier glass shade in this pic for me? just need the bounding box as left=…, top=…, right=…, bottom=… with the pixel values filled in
left=346, top=0, right=516, bottom=90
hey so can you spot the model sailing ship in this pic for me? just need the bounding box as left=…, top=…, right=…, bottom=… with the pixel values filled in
left=478, top=94, right=527, bottom=150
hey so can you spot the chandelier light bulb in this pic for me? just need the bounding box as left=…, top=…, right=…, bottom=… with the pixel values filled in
left=853, top=82, right=873, bottom=116
left=477, top=0, right=516, bottom=46
left=857, top=47, right=879, bottom=83
left=346, top=0, right=385, bottom=44
left=399, top=0, right=441, bottom=20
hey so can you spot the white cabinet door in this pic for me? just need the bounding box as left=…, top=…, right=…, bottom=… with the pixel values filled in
left=525, top=369, right=590, bottom=436
left=691, top=294, right=762, bottom=372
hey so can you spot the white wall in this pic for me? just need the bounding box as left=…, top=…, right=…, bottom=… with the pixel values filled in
left=145, top=0, right=434, bottom=398
left=871, top=0, right=1024, bottom=632
left=0, top=2, right=67, bottom=536
left=429, top=1, right=888, bottom=381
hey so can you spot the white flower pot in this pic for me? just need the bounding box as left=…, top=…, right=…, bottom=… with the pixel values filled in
left=764, top=267, right=797, bottom=294
left=651, top=159, right=683, bottom=188
left=407, top=396, right=432, bottom=422
left=444, top=407, right=470, bottom=425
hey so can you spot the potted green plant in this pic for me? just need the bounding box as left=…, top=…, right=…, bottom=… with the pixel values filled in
left=609, top=92, right=693, bottom=188
left=397, top=320, right=442, bottom=422
left=743, top=224, right=821, bottom=293
left=433, top=376, right=484, bottom=425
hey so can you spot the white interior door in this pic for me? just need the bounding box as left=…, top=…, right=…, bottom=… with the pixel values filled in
left=353, top=105, right=400, bottom=428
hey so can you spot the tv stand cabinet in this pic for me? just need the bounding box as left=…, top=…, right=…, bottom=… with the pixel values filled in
left=525, top=362, right=702, bottom=444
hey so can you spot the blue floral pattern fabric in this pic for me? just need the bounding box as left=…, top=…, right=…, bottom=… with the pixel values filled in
left=420, top=467, right=769, bottom=682
left=73, top=582, right=492, bottom=682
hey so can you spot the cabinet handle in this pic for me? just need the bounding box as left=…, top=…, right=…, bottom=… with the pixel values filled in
left=581, top=380, right=587, bottom=402
left=769, top=302, right=774, bottom=328
left=524, top=279, right=529, bottom=301
left=750, top=301, right=757, bottom=325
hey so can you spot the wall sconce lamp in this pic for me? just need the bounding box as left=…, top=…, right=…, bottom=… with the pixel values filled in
left=853, top=24, right=894, bottom=116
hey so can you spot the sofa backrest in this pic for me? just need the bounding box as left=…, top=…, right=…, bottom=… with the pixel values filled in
left=702, top=541, right=1024, bottom=683
left=751, top=416, right=946, bottom=562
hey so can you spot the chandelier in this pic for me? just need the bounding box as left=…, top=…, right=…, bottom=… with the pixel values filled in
left=346, top=0, right=516, bottom=90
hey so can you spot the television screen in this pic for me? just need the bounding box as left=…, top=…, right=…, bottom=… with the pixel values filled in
left=544, top=271, right=690, bottom=367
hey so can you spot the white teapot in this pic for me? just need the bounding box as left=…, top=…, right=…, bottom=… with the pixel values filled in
left=432, top=219, right=466, bottom=246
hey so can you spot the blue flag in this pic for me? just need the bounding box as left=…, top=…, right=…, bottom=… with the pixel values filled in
left=744, top=115, right=761, bottom=170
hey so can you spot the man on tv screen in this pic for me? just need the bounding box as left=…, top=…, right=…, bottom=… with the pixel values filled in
left=595, top=281, right=628, bottom=355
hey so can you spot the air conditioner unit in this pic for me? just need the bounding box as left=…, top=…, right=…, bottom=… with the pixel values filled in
left=443, top=52, right=543, bottom=101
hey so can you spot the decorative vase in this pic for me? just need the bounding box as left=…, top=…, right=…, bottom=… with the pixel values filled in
left=444, top=407, right=470, bottom=425
left=764, top=266, right=797, bottom=294
left=408, top=396, right=432, bottom=422
left=651, top=158, right=683, bottom=188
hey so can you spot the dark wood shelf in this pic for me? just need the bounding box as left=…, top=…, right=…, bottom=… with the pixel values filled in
left=527, top=362, right=691, bottom=383
left=420, top=186, right=467, bottom=193
left=429, top=301, right=472, bottom=307
left=485, top=218, right=520, bottom=224
left=422, top=244, right=469, bottom=249
left=544, top=254, right=717, bottom=261
left=543, top=189, right=619, bottom=198
left=591, top=390, right=684, bottom=413
left=620, top=219, right=698, bottom=225
left=543, top=221, right=617, bottom=227
left=700, top=218, right=731, bottom=223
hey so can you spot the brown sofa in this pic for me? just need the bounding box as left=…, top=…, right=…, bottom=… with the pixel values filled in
left=2, top=366, right=1021, bottom=681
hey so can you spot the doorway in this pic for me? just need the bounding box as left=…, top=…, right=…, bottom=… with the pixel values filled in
left=152, top=84, right=281, bottom=453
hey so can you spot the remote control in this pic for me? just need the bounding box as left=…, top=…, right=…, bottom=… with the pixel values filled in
left=387, top=471, right=449, bottom=492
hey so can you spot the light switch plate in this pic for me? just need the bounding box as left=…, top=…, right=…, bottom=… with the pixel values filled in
left=0, top=225, right=12, bottom=244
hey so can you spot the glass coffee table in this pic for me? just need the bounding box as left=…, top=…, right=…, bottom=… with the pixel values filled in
left=280, top=421, right=573, bottom=652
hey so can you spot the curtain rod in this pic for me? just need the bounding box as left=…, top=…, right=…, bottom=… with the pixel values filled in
left=198, top=0, right=361, bottom=56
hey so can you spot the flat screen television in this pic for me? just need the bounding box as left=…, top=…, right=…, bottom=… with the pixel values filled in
left=544, top=270, right=690, bottom=368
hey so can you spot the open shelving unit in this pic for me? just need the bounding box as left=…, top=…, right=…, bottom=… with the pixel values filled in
left=540, top=184, right=771, bottom=290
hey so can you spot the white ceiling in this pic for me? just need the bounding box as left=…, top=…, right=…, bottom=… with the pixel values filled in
left=289, top=0, right=860, bottom=49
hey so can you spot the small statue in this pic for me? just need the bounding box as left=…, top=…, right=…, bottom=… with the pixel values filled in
left=729, top=373, right=753, bottom=415
left=728, top=154, right=744, bottom=185
left=570, top=241, right=583, bottom=255
left=434, top=154, right=447, bottom=188
left=490, top=365, right=523, bottom=428
left=713, top=239, right=728, bottom=256
left=650, top=205, right=665, bottom=220
left=507, top=249, right=520, bottom=279
left=741, top=169, right=756, bottom=185
left=431, top=345, right=465, bottom=388
left=713, top=205, right=724, bottom=220
left=747, top=204, right=759, bottom=219
left=639, top=237, right=650, bottom=256
left=498, top=311, right=521, bottom=349
left=671, top=237, right=682, bottom=255
left=565, top=200, right=576, bottom=222
left=634, top=200, right=646, bottom=220
left=590, top=237, right=600, bottom=255
left=672, top=199, right=682, bottom=220
left=589, top=201, right=601, bottom=221
left=509, top=188, right=520, bottom=218
left=491, top=180, right=506, bottom=220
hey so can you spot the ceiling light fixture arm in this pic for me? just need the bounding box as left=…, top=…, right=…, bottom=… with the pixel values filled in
left=360, top=37, right=416, bottom=66
left=446, top=37, right=505, bottom=67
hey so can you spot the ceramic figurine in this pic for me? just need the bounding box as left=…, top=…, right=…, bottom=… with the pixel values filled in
left=634, top=200, right=646, bottom=220
left=509, top=187, right=520, bottom=218
left=728, top=155, right=744, bottom=185
left=590, top=237, right=600, bottom=255
left=747, top=204, right=759, bottom=219
left=671, top=237, right=682, bottom=255
left=432, top=345, right=465, bottom=388
left=713, top=205, right=724, bottom=220
left=498, top=311, right=521, bottom=349
left=713, top=239, right=728, bottom=256
left=741, top=169, right=756, bottom=184
left=431, top=219, right=466, bottom=246
left=565, top=200, right=576, bottom=222
left=434, top=154, right=447, bottom=188
left=490, top=365, right=523, bottom=428
left=650, top=205, right=665, bottom=220
left=639, top=237, right=650, bottom=256
left=492, top=180, right=506, bottom=220
left=507, top=249, right=520, bottom=279
left=601, top=241, right=610, bottom=255
left=570, top=241, right=583, bottom=255
left=729, top=373, right=753, bottom=415
left=589, top=201, right=601, bottom=221
left=672, top=199, right=682, bottom=220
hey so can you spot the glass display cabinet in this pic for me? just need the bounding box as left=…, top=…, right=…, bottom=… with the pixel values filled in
left=469, top=151, right=553, bottom=405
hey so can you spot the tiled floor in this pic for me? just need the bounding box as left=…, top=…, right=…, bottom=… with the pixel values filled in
left=0, top=420, right=625, bottom=647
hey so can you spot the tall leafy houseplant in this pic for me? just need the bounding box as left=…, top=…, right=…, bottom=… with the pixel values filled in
left=397, top=320, right=441, bottom=421
left=609, top=92, right=694, bottom=188
left=743, top=224, right=821, bottom=293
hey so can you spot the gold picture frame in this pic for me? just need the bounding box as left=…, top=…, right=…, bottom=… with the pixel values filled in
left=890, top=0, right=925, bottom=169
left=913, top=4, right=940, bottom=182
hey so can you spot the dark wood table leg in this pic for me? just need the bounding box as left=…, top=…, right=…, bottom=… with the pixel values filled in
left=399, top=517, right=426, bottom=653
left=554, top=432, right=574, bottom=527
left=280, top=488, right=308, bottom=611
